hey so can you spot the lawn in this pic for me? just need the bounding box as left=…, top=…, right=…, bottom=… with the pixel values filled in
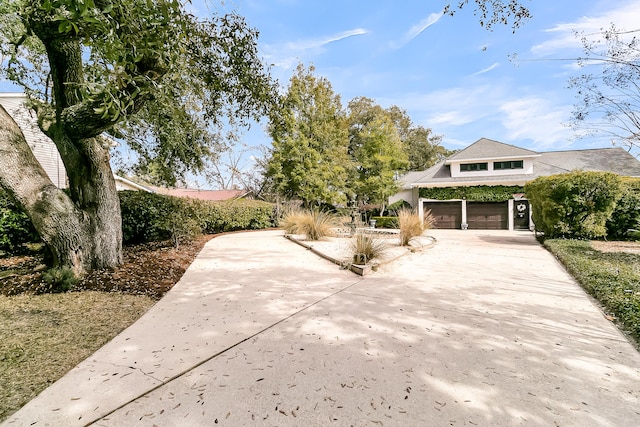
left=544, top=239, right=640, bottom=348
left=0, top=235, right=213, bottom=422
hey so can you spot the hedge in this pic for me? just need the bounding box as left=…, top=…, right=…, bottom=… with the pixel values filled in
left=606, top=178, right=640, bottom=239
left=0, top=189, right=40, bottom=254
left=419, top=185, right=524, bottom=202
left=370, top=216, right=398, bottom=229
left=119, top=191, right=274, bottom=244
left=525, top=171, right=623, bottom=239
left=194, top=198, right=275, bottom=234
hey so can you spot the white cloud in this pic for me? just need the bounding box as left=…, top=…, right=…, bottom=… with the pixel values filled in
left=472, top=62, right=500, bottom=76
left=498, top=97, right=574, bottom=149
left=384, top=84, right=578, bottom=150
left=405, top=13, right=443, bottom=41
left=390, top=12, right=443, bottom=49
left=532, top=1, right=640, bottom=56
left=262, top=28, right=368, bottom=71
left=285, top=28, right=368, bottom=51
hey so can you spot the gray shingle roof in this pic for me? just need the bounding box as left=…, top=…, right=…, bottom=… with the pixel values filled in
left=447, top=137, right=539, bottom=162
left=402, top=144, right=640, bottom=188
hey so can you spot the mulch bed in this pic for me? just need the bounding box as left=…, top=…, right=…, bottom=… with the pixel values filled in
left=0, top=235, right=215, bottom=299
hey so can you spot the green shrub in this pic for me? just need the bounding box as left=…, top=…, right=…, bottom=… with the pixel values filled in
left=607, top=178, right=640, bottom=239
left=198, top=199, right=274, bottom=234
left=525, top=171, right=623, bottom=239
left=350, top=232, right=387, bottom=264
left=42, top=266, right=79, bottom=293
left=119, top=191, right=190, bottom=244
left=370, top=216, right=398, bottom=229
left=0, top=189, right=40, bottom=255
left=119, top=191, right=273, bottom=245
left=386, top=199, right=411, bottom=215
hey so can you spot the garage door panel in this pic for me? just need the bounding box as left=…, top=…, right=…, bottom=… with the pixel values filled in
left=467, top=202, right=507, bottom=230
left=425, top=202, right=461, bottom=229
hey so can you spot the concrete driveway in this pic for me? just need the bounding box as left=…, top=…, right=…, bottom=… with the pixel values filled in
left=4, top=229, right=640, bottom=426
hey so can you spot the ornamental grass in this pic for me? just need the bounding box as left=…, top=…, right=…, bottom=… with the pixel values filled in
left=281, top=208, right=337, bottom=240
left=350, top=232, right=387, bottom=264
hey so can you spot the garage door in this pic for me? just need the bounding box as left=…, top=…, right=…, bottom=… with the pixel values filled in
left=467, top=202, right=508, bottom=230
left=424, top=201, right=462, bottom=229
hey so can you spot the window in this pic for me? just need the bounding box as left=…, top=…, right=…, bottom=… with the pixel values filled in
left=493, top=160, right=523, bottom=170
left=460, top=162, right=488, bottom=172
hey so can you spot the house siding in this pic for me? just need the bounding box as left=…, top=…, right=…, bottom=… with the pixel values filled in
left=0, top=94, right=68, bottom=188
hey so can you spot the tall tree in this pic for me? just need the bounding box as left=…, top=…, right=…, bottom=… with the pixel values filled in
left=0, top=0, right=276, bottom=274
left=386, top=105, right=451, bottom=171
left=266, top=64, right=350, bottom=207
left=569, top=25, right=640, bottom=155
left=347, top=97, right=408, bottom=213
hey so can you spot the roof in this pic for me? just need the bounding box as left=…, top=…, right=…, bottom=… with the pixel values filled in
left=403, top=145, right=640, bottom=189
left=536, top=148, right=640, bottom=176
left=446, top=137, right=540, bottom=163
left=114, top=175, right=154, bottom=192
left=153, top=188, right=250, bottom=201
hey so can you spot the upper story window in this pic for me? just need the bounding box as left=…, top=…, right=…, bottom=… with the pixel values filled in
left=460, top=162, right=488, bottom=172
left=494, top=160, right=524, bottom=170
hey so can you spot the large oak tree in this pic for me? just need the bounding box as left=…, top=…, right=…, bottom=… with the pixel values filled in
left=0, top=0, right=277, bottom=275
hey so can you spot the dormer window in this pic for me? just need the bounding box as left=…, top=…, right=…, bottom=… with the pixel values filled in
left=494, top=160, right=523, bottom=170
left=460, top=162, right=488, bottom=172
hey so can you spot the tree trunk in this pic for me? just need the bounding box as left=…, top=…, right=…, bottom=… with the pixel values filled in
left=0, top=105, right=122, bottom=276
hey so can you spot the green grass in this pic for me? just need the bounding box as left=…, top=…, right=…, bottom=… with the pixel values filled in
left=0, top=292, right=154, bottom=421
left=544, top=239, right=640, bottom=347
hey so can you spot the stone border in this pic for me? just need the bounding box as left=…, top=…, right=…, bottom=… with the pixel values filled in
left=284, top=233, right=438, bottom=276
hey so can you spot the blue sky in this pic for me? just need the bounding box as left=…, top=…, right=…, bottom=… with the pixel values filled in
left=2, top=1, right=638, bottom=188
left=190, top=0, right=639, bottom=155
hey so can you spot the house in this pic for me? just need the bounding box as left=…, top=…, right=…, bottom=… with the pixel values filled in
left=2, top=93, right=252, bottom=200
left=392, top=138, right=640, bottom=231
left=1, top=92, right=158, bottom=193
left=0, top=93, right=68, bottom=188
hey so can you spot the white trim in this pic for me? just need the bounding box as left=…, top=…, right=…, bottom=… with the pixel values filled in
left=114, top=175, right=153, bottom=192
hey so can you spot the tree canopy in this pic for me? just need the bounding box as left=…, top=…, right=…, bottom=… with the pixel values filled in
left=569, top=25, right=640, bottom=155
left=0, top=0, right=277, bottom=273
left=266, top=64, right=351, bottom=207
left=347, top=97, right=408, bottom=210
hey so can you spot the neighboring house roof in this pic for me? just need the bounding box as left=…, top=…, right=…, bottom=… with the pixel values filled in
left=446, top=138, right=540, bottom=163
left=401, top=139, right=640, bottom=189
left=0, top=92, right=68, bottom=188
left=153, top=188, right=250, bottom=201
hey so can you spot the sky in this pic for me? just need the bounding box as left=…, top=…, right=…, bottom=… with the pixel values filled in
left=188, top=0, right=640, bottom=156
left=2, top=1, right=639, bottom=188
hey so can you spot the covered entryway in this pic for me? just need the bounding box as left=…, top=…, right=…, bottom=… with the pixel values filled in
left=467, top=202, right=508, bottom=230
left=424, top=201, right=462, bottom=229
left=513, top=200, right=530, bottom=230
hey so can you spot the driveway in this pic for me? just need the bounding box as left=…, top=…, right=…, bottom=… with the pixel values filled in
left=4, top=229, right=640, bottom=426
